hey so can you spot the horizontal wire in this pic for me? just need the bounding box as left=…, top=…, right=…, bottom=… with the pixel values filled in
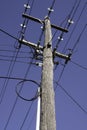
left=0, top=54, right=33, bottom=59
left=0, top=76, right=39, bottom=82
left=0, top=49, right=32, bottom=54
left=0, top=58, right=36, bottom=64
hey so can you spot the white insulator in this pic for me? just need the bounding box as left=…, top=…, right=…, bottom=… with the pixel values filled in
left=68, top=19, right=74, bottom=24
left=24, top=4, right=30, bottom=9
left=36, top=62, right=42, bottom=67
left=48, top=8, right=54, bottom=12
left=41, top=26, right=43, bottom=29
left=58, top=36, right=63, bottom=41
left=20, top=24, right=26, bottom=28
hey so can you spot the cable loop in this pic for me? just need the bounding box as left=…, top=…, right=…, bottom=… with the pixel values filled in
left=16, top=80, right=40, bottom=101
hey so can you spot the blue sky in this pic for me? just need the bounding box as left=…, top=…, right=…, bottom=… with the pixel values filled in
left=0, top=0, right=87, bottom=130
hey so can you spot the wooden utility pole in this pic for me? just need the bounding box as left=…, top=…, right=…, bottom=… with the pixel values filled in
left=40, top=16, right=56, bottom=130
left=19, top=13, right=70, bottom=130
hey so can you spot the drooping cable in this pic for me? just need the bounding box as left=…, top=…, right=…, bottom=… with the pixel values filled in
left=0, top=58, right=38, bottom=65
left=16, top=80, right=40, bottom=101
left=0, top=76, right=36, bottom=82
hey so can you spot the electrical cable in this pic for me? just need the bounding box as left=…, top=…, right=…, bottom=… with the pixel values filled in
left=71, top=0, right=81, bottom=18
left=0, top=54, right=33, bottom=59
left=0, top=28, right=18, bottom=40
left=0, top=76, right=37, bottom=82
left=20, top=0, right=35, bottom=35
left=54, top=23, right=87, bottom=74
left=4, top=57, right=34, bottom=130
left=48, top=0, right=56, bottom=17
left=14, top=0, right=35, bottom=49
left=0, top=58, right=37, bottom=65
left=16, top=80, right=40, bottom=101
left=44, top=0, right=78, bottom=50
left=66, top=0, right=81, bottom=29
left=26, top=104, right=37, bottom=130
left=72, top=24, right=87, bottom=51
left=54, top=64, right=66, bottom=91
left=0, top=49, right=20, bottom=104
left=62, top=2, right=87, bottom=53
left=0, top=49, right=32, bottom=54
left=20, top=100, right=34, bottom=130
left=55, top=82, right=87, bottom=114
left=71, top=60, right=87, bottom=71
left=0, top=0, right=36, bottom=105
left=37, top=29, right=44, bottom=46
left=54, top=0, right=81, bottom=51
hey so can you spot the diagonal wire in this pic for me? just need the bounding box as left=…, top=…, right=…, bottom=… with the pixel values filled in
left=20, top=100, right=34, bottom=130
left=3, top=0, right=36, bottom=123
left=0, top=49, right=20, bottom=104
left=0, top=28, right=18, bottom=41
left=55, top=82, right=87, bottom=114
left=62, top=2, right=87, bottom=53
left=48, top=0, right=56, bottom=17
left=71, top=60, right=87, bottom=71
left=54, top=0, right=81, bottom=50
left=72, top=24, right=87, bottom=51
left=0, top=0, right=36, bottom=104
left=54, top=64, right=66, bottom=91
left=4, top=57, right=34, bottom=130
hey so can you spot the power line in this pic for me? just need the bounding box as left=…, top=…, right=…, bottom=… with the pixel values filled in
left=62, top=2, right=87, bottom=53
left=48, top=0, right=55, bottom=17
left=0, top=0, right=36, bottom=105
left=0, top=58, right=37, bottom=64
left=0, top=54, right=33, bottom=59
left=0, top=49, right=32, bottom=54
left=71, top=60, right=87, bottom=71
left=0, top=49, right=20, bottom=104
left=27, top=105, right=37, bottom=130
left=55, top=82, right=87, bottom=114
left=20, top=101, right=34, bottom=130
left=72, top=24, right=87, bottom=51
left=16, top=80, right=40, bottom=102
left=4, top=57, right=34, bottom=130
left=0, top=28, right=18, bottom=40
left=52, top=0, right=80, bottom=50
left=66, top=0, right=81, bottom=29
left=54, top=64, right=66, bottom=91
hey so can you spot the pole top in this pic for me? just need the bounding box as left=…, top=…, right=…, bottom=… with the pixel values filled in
left=44, top=16, right=50, bottom=20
